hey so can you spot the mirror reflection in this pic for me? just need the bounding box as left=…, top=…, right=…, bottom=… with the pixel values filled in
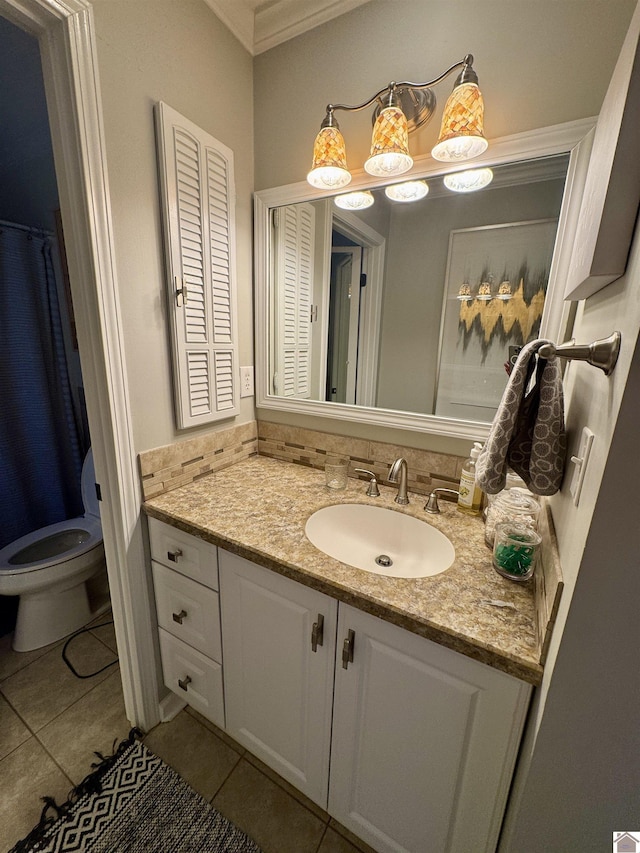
left=268, top=153, right=569, bottom=424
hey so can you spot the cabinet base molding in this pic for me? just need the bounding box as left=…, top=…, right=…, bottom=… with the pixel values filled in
left=158, top=691, right=186, bottom=723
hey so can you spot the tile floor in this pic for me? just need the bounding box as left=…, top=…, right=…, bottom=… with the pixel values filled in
left=0, top=612, right=375, bottom=853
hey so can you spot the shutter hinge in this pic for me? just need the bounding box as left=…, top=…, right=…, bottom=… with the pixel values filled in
left=360, top=273, right=367, bottom=289
left=310, top=305, right=318, bottom=322
left=95, top=483, right=102, bottom=502
left=175, top=276, right=188, bottom=307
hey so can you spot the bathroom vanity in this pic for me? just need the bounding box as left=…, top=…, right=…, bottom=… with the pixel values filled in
left=144, top=456, right=553, bottom=853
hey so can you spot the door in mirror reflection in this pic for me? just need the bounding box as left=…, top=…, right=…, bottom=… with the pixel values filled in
left=327, top=246, right=362, bottom=404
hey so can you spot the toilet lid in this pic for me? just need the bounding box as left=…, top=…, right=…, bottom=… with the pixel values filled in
left=81, top=448, right=100, bottom=518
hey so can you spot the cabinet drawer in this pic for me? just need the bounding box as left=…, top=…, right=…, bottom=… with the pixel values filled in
left=148, top=516, right=218, bottom=589
left=153, top=562, right=222, bottom=661
left=158, top=628, right=225, bottom=729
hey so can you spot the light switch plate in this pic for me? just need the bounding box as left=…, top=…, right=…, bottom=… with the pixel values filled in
left=569, top=427, right=594, bottom=506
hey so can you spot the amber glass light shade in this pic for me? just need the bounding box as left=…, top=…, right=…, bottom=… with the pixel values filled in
left=431, top=82, right=488, bottom=162
left=307, top=125, right=352, bottom=189
left=364, top=106, right=413, bottom=177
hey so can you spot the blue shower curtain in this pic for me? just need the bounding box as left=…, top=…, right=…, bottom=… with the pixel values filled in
left=0, top=221, right=84, bottom=550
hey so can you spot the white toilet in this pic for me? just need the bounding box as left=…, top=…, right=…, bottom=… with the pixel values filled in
left=0, top=448, right=105, bottom=652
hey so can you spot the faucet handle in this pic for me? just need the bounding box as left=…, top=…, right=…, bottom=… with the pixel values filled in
left=355, top=468, right=380, bottom=497
left=424, top=488, right=460, bottom=514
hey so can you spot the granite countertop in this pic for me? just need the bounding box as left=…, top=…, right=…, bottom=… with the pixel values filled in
left=143, top=456, right=543, bottom=684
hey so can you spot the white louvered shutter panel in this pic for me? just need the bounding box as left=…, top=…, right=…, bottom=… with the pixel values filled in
left=155, top=102, right=239, bottom=428
left=273, top=204, right=314, bottom=398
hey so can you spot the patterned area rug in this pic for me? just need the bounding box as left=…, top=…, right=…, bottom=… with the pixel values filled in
left=10, top=730, right=263, bottom=853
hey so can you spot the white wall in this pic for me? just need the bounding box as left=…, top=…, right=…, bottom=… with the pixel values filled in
left=91, top=0, right=254, bottom=453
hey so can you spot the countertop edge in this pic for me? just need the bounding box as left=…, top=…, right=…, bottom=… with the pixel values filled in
left=143, top=501, right=544, bottom=686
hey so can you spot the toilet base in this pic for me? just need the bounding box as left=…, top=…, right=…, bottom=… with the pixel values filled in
left=13, top=581, right=93, bottom=652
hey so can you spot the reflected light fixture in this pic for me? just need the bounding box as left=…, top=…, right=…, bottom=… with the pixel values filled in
left=477, top=281, right=493, bottom=300
left=334, top=190, right=375, bottom=210
left=385, top=180, right=429, bottom=203
left=457, top=283, right=472, bottom=301
left=444, top=167, right=494, bottom=192
left=307, top=54, right=487, bottom=189
left=497, top=281, right=513, bottom=300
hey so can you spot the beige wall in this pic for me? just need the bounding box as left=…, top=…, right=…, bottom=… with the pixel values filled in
left=253, top=0, right=636, bottom=456
left=92, top=0, right=254, bottom=453
left=254, top=0, right=635, bottom=190
left=377, top=177, right=566, bottom=414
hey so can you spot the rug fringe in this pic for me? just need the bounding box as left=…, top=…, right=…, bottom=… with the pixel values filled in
left=9, top=727, right=144, bottom=853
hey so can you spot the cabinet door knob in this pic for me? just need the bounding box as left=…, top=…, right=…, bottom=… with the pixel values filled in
left=311, top=613, right=324, bottom=652
left=172, top=609, right=188, bottom=624
left=178, top=675, right=192, bottom=691
left=342, top=629, right=355, bottom=669
left=167, top=548, right=183, bottom=562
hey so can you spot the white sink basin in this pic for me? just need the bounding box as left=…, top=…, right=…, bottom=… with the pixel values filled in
left=305, top=504, right=455, bottom=578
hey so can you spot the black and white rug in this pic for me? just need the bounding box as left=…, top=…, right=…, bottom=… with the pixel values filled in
left=10, top=730, right=263, bottom=853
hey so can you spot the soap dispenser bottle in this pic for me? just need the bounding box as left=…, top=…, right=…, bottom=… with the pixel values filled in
left=457, top=442, right=484, bottom=516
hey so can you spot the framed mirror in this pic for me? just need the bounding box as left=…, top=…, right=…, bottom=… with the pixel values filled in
left=255, top=119, right=595, bottom=441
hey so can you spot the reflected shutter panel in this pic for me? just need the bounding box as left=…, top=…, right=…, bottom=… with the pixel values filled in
left=155, top=102, right=239, bottom=428
left=273, top=204, right=314, bottom=398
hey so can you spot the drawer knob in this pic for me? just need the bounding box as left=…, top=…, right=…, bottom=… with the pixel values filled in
left=178, top=675, right=192, bottom=691
left=172, top=609, right=188, bottom=625
left=167, top=548, right=183, bottom=562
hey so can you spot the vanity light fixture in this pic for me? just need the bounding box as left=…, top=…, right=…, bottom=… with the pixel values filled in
left=443, top=167, right=494, bottom=193
left=385, top=180, right=429, bottom=203
left=334, top=190, right=375, bottom=210
left=457, top=283, right=472, bottom=301
left=307, top=54, right=487, bottom=189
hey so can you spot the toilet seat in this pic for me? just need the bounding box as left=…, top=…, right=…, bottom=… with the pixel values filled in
left=0, top=515, right=103, bottom=576
left=0, top=447, right=104, bottom=597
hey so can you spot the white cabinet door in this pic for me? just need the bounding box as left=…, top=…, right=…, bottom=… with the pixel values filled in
left=219, top=550, right=338, bottom=808
left=329, top=605, right=531, bottom=853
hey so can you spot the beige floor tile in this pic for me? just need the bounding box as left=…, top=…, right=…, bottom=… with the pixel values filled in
left=0, top=632, right=62, bottom=683
left=185, top=706, right=246, bottom=754
left=0, top=737, right=72, bottom=851
left=213, top=758, right=326, bottom=853
left=243, top=750, right=329, bottom=821
left=1, top=631, right=118, bottom=732
left=144, top=709, right=241, bottom=801
left=318, top=826, right=373, bottom=853
left=37, top=669, right=130, bottom=784
left=0, top=693, right=31, bottom=760
left=88, top=616, right=118, bottom=654
left=329, top=819, right=378, bottom=853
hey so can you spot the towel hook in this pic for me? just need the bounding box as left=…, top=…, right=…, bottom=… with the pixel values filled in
left=538, top=331, right=621, bottom=376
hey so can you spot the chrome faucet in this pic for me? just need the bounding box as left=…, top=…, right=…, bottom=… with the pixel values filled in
left=388, top=457, right=409, bottom=505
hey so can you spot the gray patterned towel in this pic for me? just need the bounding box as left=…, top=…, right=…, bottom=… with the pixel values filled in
left=476, top=339, right=566, bottom=496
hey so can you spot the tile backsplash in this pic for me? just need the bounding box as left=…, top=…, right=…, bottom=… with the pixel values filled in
left=138, top=419, right=465, bottom=500
left=138, top=421, right=258, bottom=500
left=257, top=421, right=464, bottom=497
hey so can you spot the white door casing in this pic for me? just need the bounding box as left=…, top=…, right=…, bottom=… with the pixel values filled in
left=1, top=0, right=160, bottom=729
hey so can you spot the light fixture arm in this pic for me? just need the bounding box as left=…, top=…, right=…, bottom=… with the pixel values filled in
left=325, top=54, right=474, bottom=116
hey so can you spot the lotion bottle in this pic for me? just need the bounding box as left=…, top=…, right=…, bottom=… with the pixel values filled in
left=457, top=442, right=484, bottom=516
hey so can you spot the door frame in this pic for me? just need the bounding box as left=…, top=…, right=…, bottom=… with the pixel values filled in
left=0, top=0, right=160, bottom=730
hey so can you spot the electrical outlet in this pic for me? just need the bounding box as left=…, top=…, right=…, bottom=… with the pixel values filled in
left=240, top=366, right=254, bottom=398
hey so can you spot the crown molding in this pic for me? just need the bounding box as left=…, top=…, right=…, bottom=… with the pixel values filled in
left=204, top=0, right=371, bottom=56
